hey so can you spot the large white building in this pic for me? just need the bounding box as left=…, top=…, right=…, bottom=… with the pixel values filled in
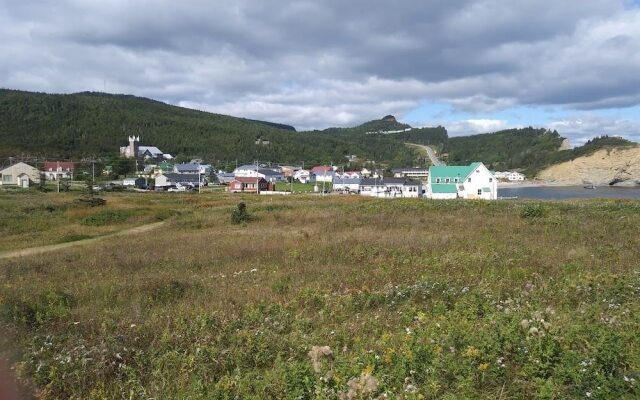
left=427, top=162, right=497, bottom=200
left=0, top=162, right=41, bottom=188
left=233, top=165, right=284, bottom=182
left=120, top=136, right=172, bottom=160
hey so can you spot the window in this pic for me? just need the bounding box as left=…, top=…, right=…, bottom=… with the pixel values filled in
left=454, top=178, right=458, bottom=183
left=2, top=174, right=12, bottom=183
left=489, top=178, right=493, bottom=182
left=436, top=178, right=440, bottom=183
left=467, top=178, right=471, bottom=183
left=476, top=170, right=480, bottom=173
left=477, top=189, right=482, bottom=195
left=445, top=178, right=450, bottom=183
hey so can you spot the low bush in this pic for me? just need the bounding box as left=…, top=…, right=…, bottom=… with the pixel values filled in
left=80, top=209, right=131, bottom=226
left=520, top=203, right=547, bottom=219
left=231, top=202, right=252, bottom=224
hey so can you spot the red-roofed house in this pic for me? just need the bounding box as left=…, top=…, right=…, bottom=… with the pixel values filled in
left=310, top=165, right=335, bottom=183
left=310, top=165, right=333, bottom=174
left=43, top=161, right=74, bottom=180
left=228, top=177, right=274, bottom=193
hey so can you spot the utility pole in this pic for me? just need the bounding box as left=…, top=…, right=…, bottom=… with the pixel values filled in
left=255, top=160, right=260, bottom=195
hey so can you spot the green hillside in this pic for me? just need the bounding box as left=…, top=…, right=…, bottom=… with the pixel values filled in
left=446, top=128, right=565, bottom=172
left=0, top=90, right=416, bottom=166
left=445, top=128, right=638, bottom=175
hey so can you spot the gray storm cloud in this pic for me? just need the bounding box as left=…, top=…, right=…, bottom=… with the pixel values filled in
left=1, top=0, right=639, bottom=140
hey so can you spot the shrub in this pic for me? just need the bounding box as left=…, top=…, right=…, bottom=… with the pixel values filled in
left=0, top=289, right=74, bottom=328
left=231, top=202, right=251, bottom=224
left=80, top=209, right=131, bottom=226
left=520, top=204, right=546, bottom=219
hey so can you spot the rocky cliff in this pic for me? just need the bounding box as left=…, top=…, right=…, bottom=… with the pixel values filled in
left=537, top=147, right=640, bottom=186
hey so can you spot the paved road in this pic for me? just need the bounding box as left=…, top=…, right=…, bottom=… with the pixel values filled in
left=405, top=143, right=445, bottom=166
left=0, top=221, right=167, bottom=260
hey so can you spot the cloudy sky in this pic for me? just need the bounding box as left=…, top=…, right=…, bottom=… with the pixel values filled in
left=2, top=0, right=640, bottom=144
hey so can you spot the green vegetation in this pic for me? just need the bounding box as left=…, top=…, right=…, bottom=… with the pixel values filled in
left=0, top=90, right=421, bottom=166
left=446, top=128, right=565, bottom=172
left=230, top=202, right=251, bottom=224
left=1, top=89, right=637, bottom=176
left=1, top=192, right=639, bottom=399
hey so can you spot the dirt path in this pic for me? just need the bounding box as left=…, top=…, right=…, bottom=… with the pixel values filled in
left=405, top=143, right=444, bottom=166
left=0, top=221, right=167, bottom=260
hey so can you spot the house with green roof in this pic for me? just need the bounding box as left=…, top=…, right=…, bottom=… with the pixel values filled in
left=427, top=162, right=497, bottom=200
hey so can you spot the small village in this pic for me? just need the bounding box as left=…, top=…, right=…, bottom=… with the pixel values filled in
left=0, top=135, right=527, bottom=200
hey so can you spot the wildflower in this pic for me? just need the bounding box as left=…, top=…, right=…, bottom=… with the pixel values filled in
left=528, top=327, right=539, bottom=336
left=464, top=346, right=480, bottom=358
left=520, top=319, right=530, bottom=330
left=478, top=363, right=490, bottom=371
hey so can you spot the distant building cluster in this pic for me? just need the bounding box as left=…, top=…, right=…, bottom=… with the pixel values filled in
left=0, top=135, right=505, bottom=201
left=120, top=136, right=173, bottom=160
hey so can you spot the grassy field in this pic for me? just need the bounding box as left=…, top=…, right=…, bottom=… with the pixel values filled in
left=0, top=191, right=639, bottom=399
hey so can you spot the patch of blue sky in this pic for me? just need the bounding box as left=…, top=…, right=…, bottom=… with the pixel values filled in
left=402, top=100, right=640, bottom=130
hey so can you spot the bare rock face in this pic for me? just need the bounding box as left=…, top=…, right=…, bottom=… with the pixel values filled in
left=381, top=115, right=397, bottom=122
left=559, top=138, right=571, bottom=151
left=537, top=147, right=640, bottom=186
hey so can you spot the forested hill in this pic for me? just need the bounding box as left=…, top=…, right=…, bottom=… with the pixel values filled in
left=445, top=128, right=638, bottom=175
left=446, top=128, right=565, bottom=172
left=0, top=90, right=417, bottom=166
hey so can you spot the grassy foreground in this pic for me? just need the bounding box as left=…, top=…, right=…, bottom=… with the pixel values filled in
left=1, top=191, right=639, bottom=399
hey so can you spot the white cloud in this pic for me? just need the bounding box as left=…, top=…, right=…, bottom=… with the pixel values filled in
left=446, top=119, right=513, bottom=136
left=546, top=114, right=640, bottom=145
left=0, top=0, right=639, bottom=133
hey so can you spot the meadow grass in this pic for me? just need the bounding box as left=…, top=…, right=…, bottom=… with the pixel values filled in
left=0, top=192, right=639, bottom=399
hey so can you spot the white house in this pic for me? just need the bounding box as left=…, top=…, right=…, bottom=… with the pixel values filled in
left=383, top=178, right=422, bottom=198
left=294, top=169, right=311, bottom=183
left=359, top=177, right=422, bottom=198
left=0, top=162, right=41, bottom=188
left=495, top=171, right=526, bottom=181
left=43, top=161, right=74, bottom=180
left=428, top=162, right=497, bottom=200
left=233, top=165, right=284, bottom=182
left=156, top=173, right=201, bottom=188
left=333, top=176, right=361, bottom=193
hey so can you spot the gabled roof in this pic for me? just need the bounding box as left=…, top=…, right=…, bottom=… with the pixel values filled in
left=334, top=176, right=361, bottom=184
left=175, top=163, right=200, bottom=172
left=137, top=146, right=163, bottom=156
left=258, top=168, right=281, bottom=176
left=431, top=183, right=458, bottom=193
left=360, top=178, right=385, bottom=186
left=235, top=164, right=261, bottom=171
left=383, top=177, right=419, bottom=185
left=429, top=162, right=483, bottom=180
left=162, top=173, right=200, bottom=183
left=232, top=177, right=267, bottom=183
left=1, top=162, right=38, bottom=173
left=43, top=161, right=74, bottom=171
left=311, top=165, right=333, bottom=173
